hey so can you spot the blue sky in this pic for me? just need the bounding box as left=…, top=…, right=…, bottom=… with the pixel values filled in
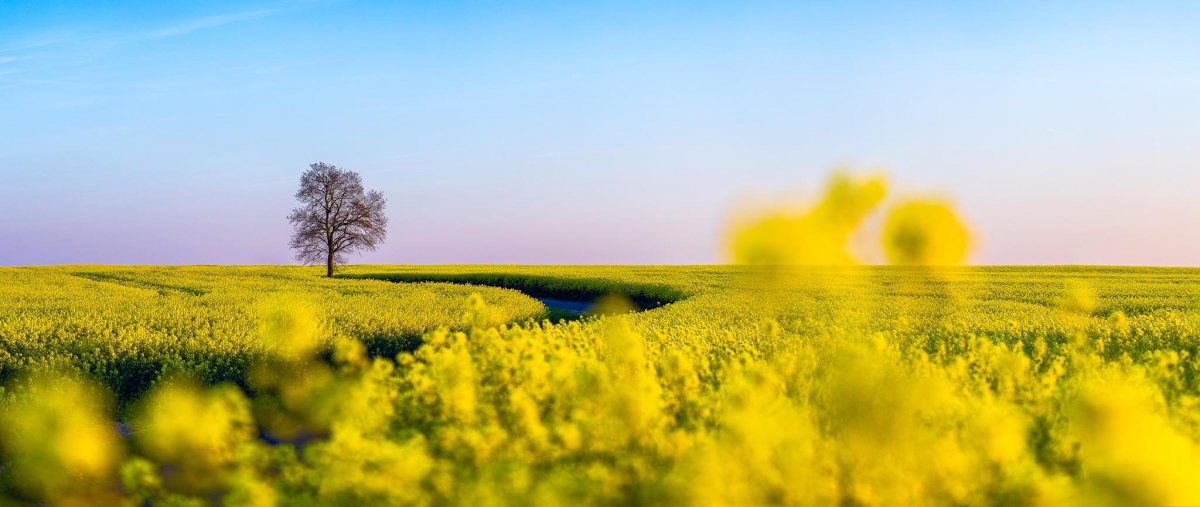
left=2, top=0, right=1199, bottom=265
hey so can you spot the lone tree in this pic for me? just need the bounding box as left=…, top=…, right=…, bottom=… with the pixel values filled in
left=288, top=162, right=388, bottom=277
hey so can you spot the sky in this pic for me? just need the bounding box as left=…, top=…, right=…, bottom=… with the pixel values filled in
left=2, top=0, right=1199, bottom=266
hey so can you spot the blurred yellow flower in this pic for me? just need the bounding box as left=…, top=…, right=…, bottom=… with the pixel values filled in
left=882, top=199, right=970, bottom=265
left=259, top=296, right=322, bottom=360
left=1059, top=280, right=1097, bottom=315
left=728, top=171, right=887, bottom=265
left=0, top=375, right=122, bottom=504
left=132, top=380, right=254, bottom=490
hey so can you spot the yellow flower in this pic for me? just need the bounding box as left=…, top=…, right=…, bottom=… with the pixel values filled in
left=132, top=380, right=254, bottom=490
left=258, top=296, right=322, bottom=360
left=1059, top=280, right=1097, bottom=314
left=728, top=171, right=887, bottom=265
left=0, top=375, right=122, bottom=503
left=882, top=199, right=970, bottom=265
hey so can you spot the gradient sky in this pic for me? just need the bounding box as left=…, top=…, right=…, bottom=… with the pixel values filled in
left=2, top=0, right=1199, bottom=265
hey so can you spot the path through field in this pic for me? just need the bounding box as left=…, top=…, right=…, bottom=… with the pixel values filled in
left=534, top=297, right=592, bottom=315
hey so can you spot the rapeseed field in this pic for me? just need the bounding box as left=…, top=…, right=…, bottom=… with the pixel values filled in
left=2, top=262, right=1200, bottom=506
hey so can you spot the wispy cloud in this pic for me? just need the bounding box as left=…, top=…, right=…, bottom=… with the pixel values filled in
left=147, top=9, right=276, bottom=38
left=0, top=40, right=61, bottom=53
left=0, top=3, right=317, bottom=89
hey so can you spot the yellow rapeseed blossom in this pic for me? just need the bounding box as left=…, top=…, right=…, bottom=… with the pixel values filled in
left=728, top=171, right=887, bottom=265
left=0, top=375, right=121, bottom=505
left=882, top=199, right=971, bottom=265
left=1059, top=280, right=1097, bottom=315
left=1073, top=380, right=1200, bottom=505
left=132, top=380, right=256, bottom=490
left=258, top=296, right=323, bottom=361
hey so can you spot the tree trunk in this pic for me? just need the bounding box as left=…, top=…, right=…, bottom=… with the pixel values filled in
left=326, top=250, right=334, bottom=278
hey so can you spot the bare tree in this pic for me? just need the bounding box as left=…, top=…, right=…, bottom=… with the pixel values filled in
left=288, top=162, right=388, bottom=277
